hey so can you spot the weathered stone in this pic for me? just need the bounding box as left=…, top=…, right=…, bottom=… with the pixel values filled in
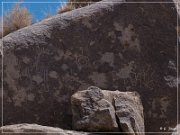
left=71, top=86, right=144, bottom=134
left=114, top=92, right=144, bottom=135
left=0, top=124, right=91, bottom=135
left=0, top=0, right=178, bottom=133
left=71, top=86, right=118, bottom=132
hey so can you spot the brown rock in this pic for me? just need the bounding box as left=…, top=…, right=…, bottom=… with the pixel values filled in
left=114, top=92, right=144, bottom=135
left=71, top=86, right=144, bottom=134
left=71, top=86, right=119, bottom=131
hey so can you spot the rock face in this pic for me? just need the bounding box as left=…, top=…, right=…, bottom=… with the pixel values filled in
left=0, top=0, right=178, bottom=133
left=71, top=86, right=144, bottom=134
left=0, top=124, right=90, bottom=135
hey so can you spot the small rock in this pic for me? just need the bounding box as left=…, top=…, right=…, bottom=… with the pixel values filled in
left=71, top=86, right=144, bottom=134
left=114, top=92, right=144, bottom=135
left=71, top=86, right=118, bottom=131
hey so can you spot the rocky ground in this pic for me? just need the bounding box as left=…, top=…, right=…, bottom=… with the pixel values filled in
left=0, top=124, right=90, bottom=135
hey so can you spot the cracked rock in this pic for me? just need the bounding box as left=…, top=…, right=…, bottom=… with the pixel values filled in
left=71, top=86, right=144, bottom=134
left=114, top=92, right=144, bottom=135
left=71, top=86, right=119, bottom=131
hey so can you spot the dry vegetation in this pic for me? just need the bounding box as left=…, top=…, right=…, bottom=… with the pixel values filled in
left=0, top=0, right=101, bottom=37
left=0, top=4, right=32, bottom=38
left=59, top=0, right=100, bottom=13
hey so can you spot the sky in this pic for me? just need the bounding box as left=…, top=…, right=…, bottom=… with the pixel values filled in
left=0, top=0, right=68, bottom=22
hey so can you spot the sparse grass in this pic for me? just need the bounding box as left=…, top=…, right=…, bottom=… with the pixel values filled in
left=59, top=2, right=77, bottom=13
left=58, top=0, right=100, bottom=13
left=0, top=3, right=32, bottom=38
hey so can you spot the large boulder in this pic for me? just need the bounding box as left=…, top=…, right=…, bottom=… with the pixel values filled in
left=0, top=124, right=90, bottom=135
left=0, top=0, right=178, bottom=133
left=71, top=86, right=144, bottom=134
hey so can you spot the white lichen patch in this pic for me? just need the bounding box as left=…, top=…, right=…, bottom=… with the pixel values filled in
left=12, top=89, right=27, bottom=107
left=119, top=24, right=141, bottom=52
left=113, top=22, right=123, bottom=31
left=62, top=73, right=81, bottom=90
left=89, top=72, right=107, bottom=87
left=27, top=93, right=35, bottom=101
left=168, top=60, right=176, bottom=71
left=148, top=99, right=158, bottom=118
left=64, top=50, right=72, bottom=59
left=164, top=75, right=177, bottom=88
left=53, top=90, right=60, bottom=98
left=118, top=53, right=124, bottom=59
left=4, top=53, right=20, bottom=91
left=82, top=18, right=92, bottom=29
left=152, top=99, right=156, bottom=110
left=159, top=97, right=170, bottom=118
left=108, top=31, right=116, bottom=41
left=61, top=64, right=69, bottom=71
left=54, top=50, right=64, bottom=61
left=90, top=41, right=95, bottom=46
left=32, top=75, right=43, bottom=84
left=117, top=61, right=134, bottom=79
left=100, top=52, right=114, bottom=67
left=22, top=57, right=31, bottom=64
left=49, top=71, right=58, bottom=79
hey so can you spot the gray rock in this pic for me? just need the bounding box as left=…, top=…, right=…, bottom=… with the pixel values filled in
left=0, top=0, right=178, bottom=133
left=114, top=92, right=144, bottom=135
left=71, top=86, right=119, bottom=131
left=0, top=124, right=90, bottom=135
left=71, top=86, right=144, bottom=134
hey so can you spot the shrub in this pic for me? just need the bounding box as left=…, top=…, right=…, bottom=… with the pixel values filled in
left=58, top=0, right=100, bottom=13
left=0, top=3, right=32, bottom=38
